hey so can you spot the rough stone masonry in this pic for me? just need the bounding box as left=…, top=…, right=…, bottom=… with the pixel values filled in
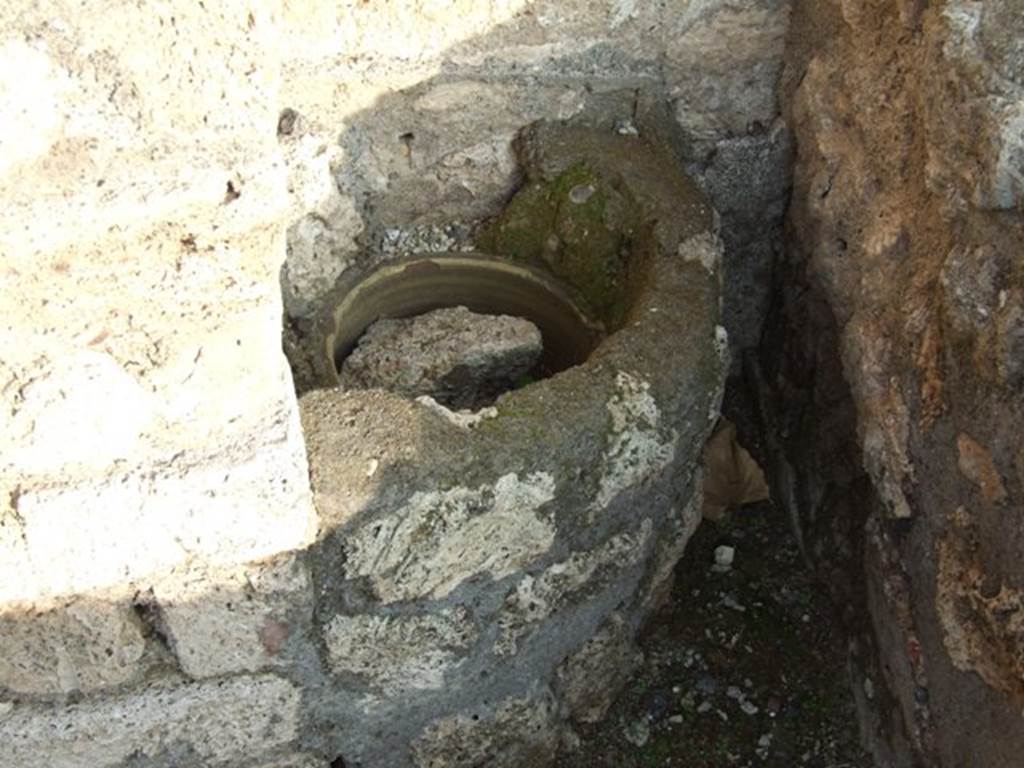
left=0, top=2, right=786, bottom=766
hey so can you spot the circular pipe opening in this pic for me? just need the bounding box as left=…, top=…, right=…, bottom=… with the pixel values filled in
left=325, top=255, right=606, bottom=384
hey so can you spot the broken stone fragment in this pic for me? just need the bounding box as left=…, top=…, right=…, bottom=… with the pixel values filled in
left=337, top=305, right=543, bottom=410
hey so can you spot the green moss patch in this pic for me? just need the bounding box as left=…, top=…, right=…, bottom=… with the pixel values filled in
left=477, top=162, right=641, bottom=328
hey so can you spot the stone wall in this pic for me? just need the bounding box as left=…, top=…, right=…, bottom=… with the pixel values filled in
left=0, top=2, right=791, bottom=767
left=760, top=1, right=1024, bottom=766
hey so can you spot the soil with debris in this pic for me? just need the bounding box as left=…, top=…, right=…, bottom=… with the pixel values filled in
left=557, top=499, right=872, bottom=768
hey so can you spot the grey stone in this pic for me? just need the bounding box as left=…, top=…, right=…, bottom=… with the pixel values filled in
left=338, top=306, right=543, bottom=409
left=343, top=472, right=558, bottom=604
left=299, top=121, right=725, bottom=766
left=555, top=614, right=642, bottom=724
left=689, top=124, right=793, bottom=362
left=253, top=756, right=329, bottom=768
left=665, top=0, right=791, bottom=140
left=323, top=608, right=476, bottom=692
left=622, top=718, right=651, bottom=748
left=411, top=689, right=562, bottom=768
left=495, top=521, right=651, bottom=656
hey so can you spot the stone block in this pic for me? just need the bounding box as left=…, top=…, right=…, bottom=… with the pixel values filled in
left=0, top=5, right=284, bottom=261
left=153, top=555, right=314, bottom=679
left=4, top=417, right=315, bottom=604
left=640, top=487, right=703, bottom=615
left=344, top=473, right=557, bottom=604
left=0, top=675, right=299, bottom=768
left=494, top=520, right=651, bottom=656
left=338, top=307, right=542, bottom=409
left=323, top=608, right=476, bottom=692
left=412, top=688, right=562, bottom=768
left=0, top=598, right=147, bottom=696
left=666, top=0, right=791, bottom=140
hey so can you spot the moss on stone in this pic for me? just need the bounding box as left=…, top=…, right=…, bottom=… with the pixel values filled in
left=476, top=162, right=641, bottom=328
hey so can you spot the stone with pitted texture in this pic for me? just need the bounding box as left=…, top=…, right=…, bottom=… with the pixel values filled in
left=338, top=306, right=542, bottom=409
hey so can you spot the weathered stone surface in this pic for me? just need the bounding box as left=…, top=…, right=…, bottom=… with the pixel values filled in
left=411, top=689, right=562, bottom=768
left=0, top=598, right=147, bottom=696
left=344, top=473, right=557, bottom=604
left=323, top=608, right=476, bottom=692
left=280, top=120, right=365, bottom=319
left=5, top=415, right=315, bottom=605
left=922, top=2, right=1024, bottom=211
left=640, top=483, right=704, bottom=615
left=299, top=122, right=724, bottom=767
left=666, top=0, right=791, bottom=141
left=153, top=555, right=313, bottom=679
left=339, top=306, right=542, bottom=409
left=936, top=510, right=1024, bottom=703
left=495, top=520, right=651, bottom=656
left=0, top=0, right=315, bottom=619
left=687, top=123, right=792, bottom=363
left=253, top=755, right=329, bottom=768
left=555, top=613, right=641, bottom=724
left=594, top=373, right=678, bottom=510
left=955, top=433, right=1008, bottom=508
left=0, top=675, right=299, bottom=768
left=760, top=1, right=1024, bottom=765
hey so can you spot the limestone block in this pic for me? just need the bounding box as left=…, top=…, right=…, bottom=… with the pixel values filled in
left=0, top=598, right=147, bottom=696
left=0, top=4, right=284, bottom=260
left=666, top=0, right=791, bottom=140
left=1, top=297, right=300, bottom=485
left=555, top=613, right=641, bottom=723
left=280, top=0, right=529, bottom=68
left=412, top=688, right=562, bottom=768
left=494, top=520, right=651, bottom=656
left=323, top=608, right=476, bottom=692
left=280, top=125, right=365, bottom=319
left=3, top=351, right=154, bottom=478
left=153, top=555, right=313, bottom=680
left=338, top=306, right=543, bottom=409
left=0, top=675, right=299, bottom=768
left=344, top=473, right=557, bottom=604
left=4, top=419, right=315, bottom=604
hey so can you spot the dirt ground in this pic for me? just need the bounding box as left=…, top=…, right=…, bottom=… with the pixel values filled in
left=556, top=497, right=872, bottom=768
